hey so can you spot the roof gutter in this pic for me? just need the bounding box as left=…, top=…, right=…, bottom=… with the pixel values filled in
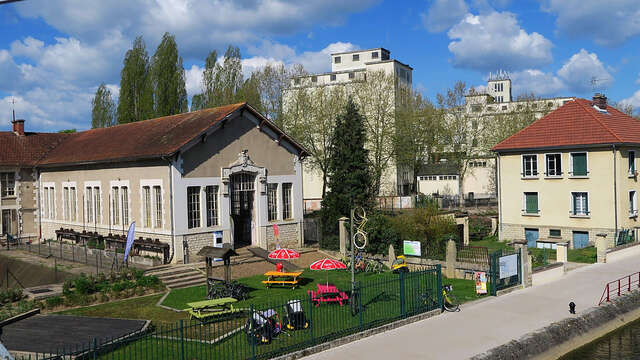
left=493, top=142, right=640, bottom=154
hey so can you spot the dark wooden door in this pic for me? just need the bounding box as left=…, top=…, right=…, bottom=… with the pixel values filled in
left=231, top=173, right=255, bottom=248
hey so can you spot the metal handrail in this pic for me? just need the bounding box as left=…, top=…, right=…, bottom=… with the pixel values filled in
left=598, top=271, right=640, bottom=305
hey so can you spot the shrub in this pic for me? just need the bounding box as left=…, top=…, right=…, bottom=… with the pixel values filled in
left=45, top=296, right=63, bottom=309
left=74, top=275, right=96, bottom=295
left=363, top=212, right=403, bottom=255
left=469, top=216, right=492, bottom=241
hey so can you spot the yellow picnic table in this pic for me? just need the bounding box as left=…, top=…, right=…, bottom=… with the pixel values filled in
left=262, top=271, right=303, bottom=289
left=184, top=297, right=239, bottom=321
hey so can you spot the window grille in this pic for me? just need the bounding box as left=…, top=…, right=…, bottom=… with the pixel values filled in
left=206, top=185, right=218, bottom=227
left=282, top=183, right=292, bottom=220
left=154, top=186, right=162, bottom=228
left=268, top=184, right=278, bottom=221
left=187, top=186, right=201, bottom=229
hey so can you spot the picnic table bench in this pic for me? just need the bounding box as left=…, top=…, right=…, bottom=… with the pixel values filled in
left=184, top=297, right=239, bottom=321
left=262, top=271, right=303, bottom=289
left=308, top=284, right=349, bottom=307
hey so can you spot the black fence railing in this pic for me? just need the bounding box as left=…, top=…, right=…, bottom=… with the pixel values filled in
left=15, top=267, right=442, bottom=360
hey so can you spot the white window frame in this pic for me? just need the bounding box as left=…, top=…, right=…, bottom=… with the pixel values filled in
left=569, top=152, right=589, bottom=178
left=570, top=191, right=590, bottom=217
left=42, top=182, right=56, bottom=220
left=62, top=181, right=77, bottom=222
left=521, top=154, right=539, bottom=178
left=140, top=179, right=163, bottom=230
left=84, top=181, right=101, bottom=225
left=187, top=186, right=201, bottom=229
left=109, top=180, right=130, bottom=227
left=282, top=183, right=293, bottom=220
left=1, top=172, right=16, bottom=198
left=267, top=183, right=278, bottom=222
left=544, top=153, right=563, bottom=178
left=629, top=150, right=636, bottom=177
left=522, top=192, right=540, bottom=216
left=205, top=185, right=219, bottom=228
left=630, top=190, right=638, bottom=218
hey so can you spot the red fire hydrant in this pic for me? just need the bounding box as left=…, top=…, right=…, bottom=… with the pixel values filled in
left=276, top=262, right=283, bottom=272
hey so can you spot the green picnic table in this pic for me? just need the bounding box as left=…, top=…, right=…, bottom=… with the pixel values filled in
left=184, top=297, right=239, bottom=321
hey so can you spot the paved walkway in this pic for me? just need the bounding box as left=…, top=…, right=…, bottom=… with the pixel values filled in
left=305, top=246, right=640, bottom=360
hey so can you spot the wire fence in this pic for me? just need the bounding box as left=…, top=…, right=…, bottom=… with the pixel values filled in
left=14, top=267, right=442, bottom=360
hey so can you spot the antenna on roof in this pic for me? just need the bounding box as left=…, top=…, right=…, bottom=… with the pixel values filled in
left=11, top=97, right=15, bottom=122
left=590, top=76, right=609, bottom=93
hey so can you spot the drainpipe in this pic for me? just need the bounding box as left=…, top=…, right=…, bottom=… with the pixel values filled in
left=497, top=154, right=503, bottom=241
left=613, top=145, right=618, bottom=240
left=167, top=158, right=175, bottom=264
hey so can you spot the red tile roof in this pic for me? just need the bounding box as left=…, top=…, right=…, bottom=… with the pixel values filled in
left=492, top=99, right=640, bottom=151
left=0, top=131, right=70, bottom=167
left=39, top=103, right=245, bottom=166
left=37, top=102, right=307, bottom=167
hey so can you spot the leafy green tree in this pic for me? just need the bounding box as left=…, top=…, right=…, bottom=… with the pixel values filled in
left=190, top=93, right=206, bottom=112
left=237, top=73, right=263, bottom=111
left=321, top=98, right=374, bottom=247
left=91, top=83, right=116, bottom=128
left=117, top=36, right=153, bottom=124
left=220, top=45, right=243, bottom=105
left=150, top=32, right=188, bottom=117
left=58, top=129, right=77, bottom=133
left=201, top=50, right=223, bottom=108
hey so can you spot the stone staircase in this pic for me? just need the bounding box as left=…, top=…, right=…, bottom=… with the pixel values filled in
left=145, top=263, right=206, bottom=289
left=145, top=247, right=259, bottom=289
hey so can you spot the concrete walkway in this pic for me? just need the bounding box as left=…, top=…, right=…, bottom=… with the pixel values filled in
left=305, top=246, right=640, bottom=360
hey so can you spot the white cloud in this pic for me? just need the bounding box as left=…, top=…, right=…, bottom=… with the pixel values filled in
left=15, top=0, right=378, bottom=60
left=542, top=0, right=640, bottom=47
left=620, top=90, right=640, bottom=109
left=510, top=69, right=565, bottom=97
left=184, top=64, right=203, bottom=98
left=291, top=42, right=359, bottom=73
left=557, top=49, right=612, bottom=93
left=10, top=37, right=44, bottom=60
left=422, top=0, right=469, bottom=33
left=447, top=12, right=553, bottom=71
left=247, top=40, right=296, bottom=60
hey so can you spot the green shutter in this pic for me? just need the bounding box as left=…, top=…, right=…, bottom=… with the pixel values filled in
left=573, top=153, right=587, bottom=176
left=526, top=193, right=538, bottom=213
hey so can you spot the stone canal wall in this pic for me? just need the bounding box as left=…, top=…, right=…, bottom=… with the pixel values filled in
left=471, top=290, right=640, bottom=360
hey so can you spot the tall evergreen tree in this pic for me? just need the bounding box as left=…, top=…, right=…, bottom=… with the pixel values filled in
left=91, top=83, right=116, bottom=128
left=201, top=50, right=223, bottom=108
left=150, top=32, right=188, bottom=117
left=221, top=45, right=243, bottom=105
left=117, top=36, right=153, bottom=124
left=321, top=98, right=373, bottom=247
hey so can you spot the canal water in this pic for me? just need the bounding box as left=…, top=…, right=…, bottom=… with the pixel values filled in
left=561, top=317, right=640, bottom=359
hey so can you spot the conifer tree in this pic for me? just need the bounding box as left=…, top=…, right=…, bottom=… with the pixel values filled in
left=117, top=36, right=153, bottom=124
left=150, top=32, right=188, bottom=117
left=321, top=98, right=373, bottom=248
left=91, top=83, right=116, bottom=128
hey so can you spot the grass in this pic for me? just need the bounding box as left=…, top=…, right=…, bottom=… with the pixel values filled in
left=470, top=235, right=515, bottom=252
left=529, top=246, right=597, bottom=268
left=57, top=293, right=187, bottom=324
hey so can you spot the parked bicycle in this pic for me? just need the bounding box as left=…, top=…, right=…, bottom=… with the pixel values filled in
left=417, top=284, right=460, bottom=312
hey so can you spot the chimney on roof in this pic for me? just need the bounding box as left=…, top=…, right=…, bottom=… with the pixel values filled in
left=593, top=93, right=607, bottom=110
left=12, top=119, right=25, bottom=136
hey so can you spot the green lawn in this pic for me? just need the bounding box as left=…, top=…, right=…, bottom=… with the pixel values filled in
left=529, top=246, right=597, bottom=268
left=470, top=235, right=515, bottom=252
left=57, top=293, right=187, bottom=324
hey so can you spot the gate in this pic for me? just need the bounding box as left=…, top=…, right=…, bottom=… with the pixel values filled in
left=489, top=248, right=522, bottom=296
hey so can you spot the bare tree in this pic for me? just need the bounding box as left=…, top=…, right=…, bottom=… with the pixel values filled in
left=353, top=70, right=397, bottom=195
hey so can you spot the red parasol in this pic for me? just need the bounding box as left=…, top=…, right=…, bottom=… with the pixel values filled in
left=268, top=248, right=300, bottom=260
left=309, top=258, right=346, bottom=285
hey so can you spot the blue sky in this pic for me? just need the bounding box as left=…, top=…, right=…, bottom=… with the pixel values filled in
left=1, top=0, right=640, bottom=132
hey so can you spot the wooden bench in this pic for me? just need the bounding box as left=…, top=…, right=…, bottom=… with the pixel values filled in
left=184, top=297, right=239, bottom=321
left=262, top=271, right=303, bottom=289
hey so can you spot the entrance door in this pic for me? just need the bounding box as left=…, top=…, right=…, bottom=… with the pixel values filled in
left=525, top=228, right=538, bottom=248
left=1, top=210, right=11, bottom=235
left=573, top=231, right=589, bottom=249
left=230, top=173, right=256, bottom=248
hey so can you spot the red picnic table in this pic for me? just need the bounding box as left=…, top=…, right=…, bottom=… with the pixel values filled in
left=308, top=283, right=349, bottom=307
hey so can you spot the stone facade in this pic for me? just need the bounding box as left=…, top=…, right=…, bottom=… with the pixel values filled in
left=265, top=222, right=302, bottom=250
left=500, top=222, right=616, bottom=249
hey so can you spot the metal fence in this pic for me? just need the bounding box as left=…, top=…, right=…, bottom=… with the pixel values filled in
left=456, top=245, right=489, bottom=269
left=16, top=267, right=442, bottom=360
left=4, top=241, right=127, bottom=274
left=489, top=249, right=522, bottom=296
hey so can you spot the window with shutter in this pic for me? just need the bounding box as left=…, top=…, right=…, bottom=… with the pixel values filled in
left=571, top=153, right=587, bottom=176
left=524, top=192, right=539, bottom=214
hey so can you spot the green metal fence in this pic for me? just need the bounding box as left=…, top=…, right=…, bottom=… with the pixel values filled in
left=489, top=249, right=521, bottom=296
left=16, top=267, right=441, bottom=360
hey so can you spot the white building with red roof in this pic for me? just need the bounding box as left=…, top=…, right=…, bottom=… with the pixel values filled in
left=493, top=94, right=640, bottom=249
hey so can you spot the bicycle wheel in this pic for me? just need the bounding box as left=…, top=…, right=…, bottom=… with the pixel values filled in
left=443, top=293, right=460, bottom=312
left=418, top=292, right=438, bottom=311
